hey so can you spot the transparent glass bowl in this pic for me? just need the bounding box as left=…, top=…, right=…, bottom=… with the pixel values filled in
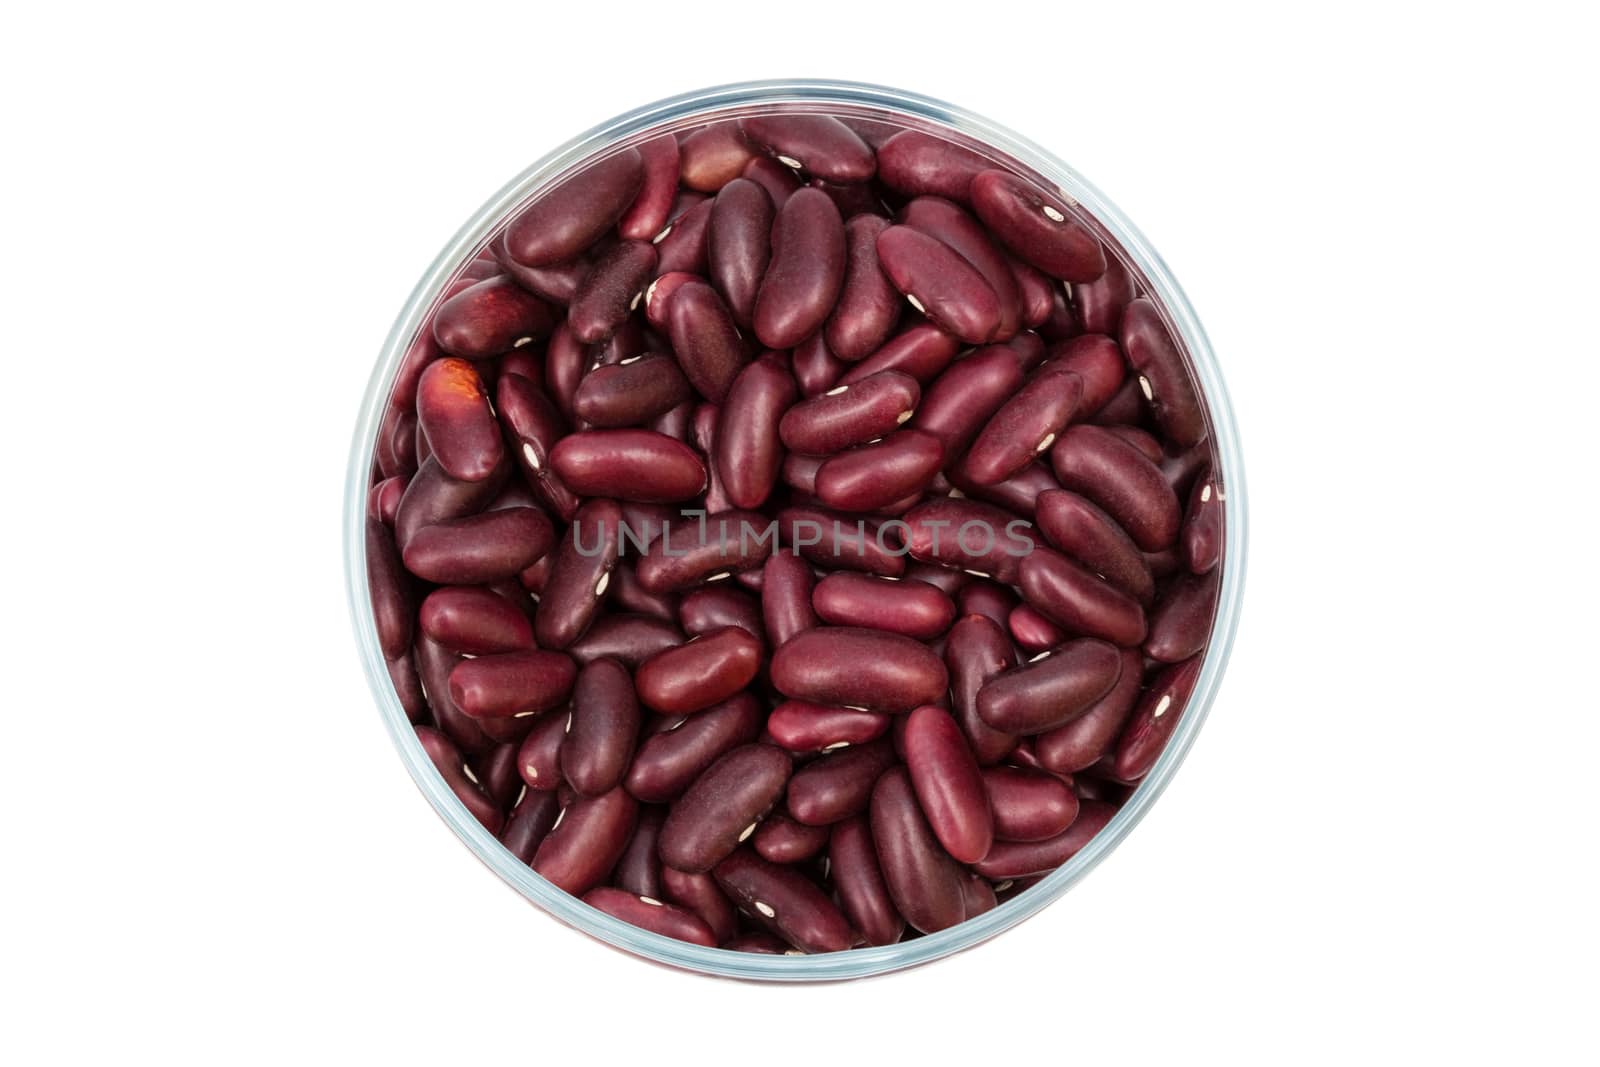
left=344, top=78, right=1247, bottom=980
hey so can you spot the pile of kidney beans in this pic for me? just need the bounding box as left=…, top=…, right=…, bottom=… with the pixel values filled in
left=366, top=112, right=1224, bottom=955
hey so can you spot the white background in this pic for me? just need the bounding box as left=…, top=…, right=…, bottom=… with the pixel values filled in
left=3, top=2, right=1595, bottom=1063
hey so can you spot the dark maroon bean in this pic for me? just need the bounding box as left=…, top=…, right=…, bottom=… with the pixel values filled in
left=612, top=805, right=666, bottom=899
left=377, top=407, right=418, bottom=480
left=582, top=887, right=717, bottom=946
left=543, top=322, right=586, bottom=420
left=661, top=866, right=739, bottom=945
left=1146, top=569, right=1219, bottom=663
left=829, top=817, right=905, bottom=946
left=393, top=454, right=505, bottom=554
left=549, top=429, right=706, bottom=503
left=983, top=766, right=1080, bottom=842
left=415, top=633, right=491, bottom=755
left=904, top=704, right=993, bottom=864
left=501, top=789, right=561, bottom=862
left=785, top=738, right=898, bottom=826
left=1104, top=424, right=1165, bottom=465
left=1009, top=255, right=1057, bottom=329
left=448, top=649, right=577, bottom=720
left=707, top=178, right=774, bottom=326
left=572, top=353, right=692, bottom=429
left=1035, top=488, right=1155, bottom=603
left=624, top=693, right=764, bottom=803
left=741, top=154, right=801, bottom=208
left=401, top=507, right=554, bottom=585
left=977, top=637, right=1123, bottom=734
left=876, top=224, right=1001, bottom=344
left=1051, top=424, right=1181, bottom=551
left=651, top=197, right=713, bottom=276
left=642, top=270, right=696, bottom=330
left=679, top=122, right=756, bottom=192
left=1007, top=329, right=1047, bottom=370
left=535, top=498, right=622, bottom=649
left=761, top=550, right=819, bottom=649
left=903, top=497, right=1037, bottom=584
left=416, top=725, right=503, bottom=833
left=876, top=130, right=992, bottom=202
left=970, top=169, right=1107, bottom=282
left=958, top=359, right=1084, bottom=485
left=901, top=196, right=1025, bottom=341
left=679, top=585, right=764, bottom=644
left=1009, top=604, right=1068, bottom=653
left=634, top=626, right=761, bottom=715
left=753, top=188, right=846, bottom=350
left=387, top=651, right=428, bottom=723
left=1035, top=647, right=1143, bottom=773
left=617, top=135, right=680, bottom=241
left=973, top=799, right=1117, bottom=879
left=912, top=344, right=1024, bottom=465
left=712, top=848, right=853, bottom=953
left=716, top=353, right=796, bottom=509
left=791, top=332, right=845, bottom=397
left=474, top=741, right=525, bottom=810
left=779, top=370, right=920, bottom=456
left=495, top=371, right=579, bottom=521
left=1161, top=441, right=1212, bottom=501
left=568, top=614, right=682, bottom=669
left=515, top=709, right=568, bottom=791
left=869, top=767, right=967, bottom=934
left=650, top=398, right=695, bottom=443
left=531, top=787, right=638, bottom=895
left=636, top=509, right=776, bottom=593
left=390, top=329, right=439, bottom=412
left=753, top=812, right=831, bottom=864
left=505, top=148, right=644, bottom=266
left=1088, top=371, right=1147, bottom=429
left=666, top=280, right=747, bottom=403
left=771, top=627, right=947, bottom=714
left=366, top=518, right=413, bottom=660
left=724, top=931, right=790, bottom=954
left=837, top=322, right=962, bottom=386
left=951, top=460, right=1059, bottom=521
left=825, top=214, right=901, bottom=360
left=1181, top=467, right=1223, bottom=574
left=419, top=586, right=534, bottom=654
left=814, top=429, right=943, bottom=512
left=740, top=114, right=875, bottom=183
left=659, top=743, right=793, bottom=872
left=1075, top=255, right=1135, bottom=335
left=560, top=659, right=641, bottom=797
left=492, top=233, right=596, bottom=305
left=945, top=613, right=1020, bottom=765
left=957, top=580, right=1019, bottom=629
left=568, top=240, right=657, bottom=343
left=812, top=572, right=955, bottom=640
left=1120, top=297, right=1207, bottom=449
left=432, top=276, right=556, bottom=359
left=767, top=700, right=890, bottom=753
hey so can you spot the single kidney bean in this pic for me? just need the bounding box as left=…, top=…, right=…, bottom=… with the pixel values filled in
left=1049, top=333, right=1126, bottom=416
left=636, top=509, right=775, bottom=593
left=401, top=507, right=554, bottom=586
left=740, top=114, right=875, bottom=183
left=1074, top=254, right=1135, bottom=335
left=1016, top=547, right=1147, bottom=652
left=387, top=651, right=428, bottom=724
left=573, top=353, right=692, bottom=428
left=904, top=704, right=994, bottom=864
left=771, top=626, right=947, bottom=714
left=753, top=812, right=832, bottom=864
left=903, top=497, right=1036, bottom=584
left=1092, top=377, right=1153, bottom=430
left=1006, top=329, right=1047, bottom=370
left=652, top=197, right=713, bottom=276
left=945, top=613, right=1020, bottom=765
left=495, top=371, right=579, bottom=521
left=549, top=430, right=706, bottom=503
left=777, top=506, right=907, bottom=577
left=953, top=460, right=1058, bottom=522
left=767, top=700, right=890, bottom=753
left=617, top=135, right=681, bottom=241
left=814, top=429, right=943, bottom=512
left=957, top=580, right=1019, bottom=629
left=1051, top=424, right=1181, bottom=551
left=825, top=215, right=901, bottom=360
left=568, top=240, right=657, bottom=343
left=972, top=799, right=1117, bottom=879
left=448, top=649, right=577, bottom=720
left=959, top=360, right=1085, bottom=485
left=761, top=550, right=819, bottom=649
left=779, top=370, right=920, bottom=456
left=679, top=585, right=764, bottom=645
left=416, top=725, right=503, bottom=833
left=900, top=195, right=1025, bottom=340
left=1104, top=424, right=1165, bottom=465
left=534, top=498, right=622, bottom=649
left=475, top=741, right=526, bottom=810
left=568, top=613, right=683, bottom=669
left=791, top=332, right=845, bottom=397
left=1009, top=604, right=1069, bottom=653
left=713, top=848, right=853, bottom=954
left=561, top=658, right=641, bottom=797
left=741, top=154, right=801, bottom=208
left=785, top=738, right=898, bottom=825
left=531, top=786, right=639, bottom=895
left=515, top=708, right=569, bottom=791
left=829, top=816, right=905, bottom=946
left=876, top=130, right=992, bottom=202
left=492, top=235, right=595, bottom=306
left=837, top=322, right=962, bottom=386
left=1120, top=297, right=1207, bottom=449
left=1145, top=569, right=1220, bottom=663
left=876, top=224, right=1001, bottom=343
left=1009, top=255, right=1057, bottom=329
left=659, top=743, right=793, bottom=872
left=1034, top=647, right=1143, bottom=773
left=505, top=148, right=644, bottom=266
left=1181, top=467, right=1223, bottom=575
left=367, top=518, right=413, bottom=660
left=970, top=169, right=1107, bottom=283
left=1035, top=488, right=1155, bottom=604
left=716, top=352, right=797, bottom=509
left=753, top=188, right=846, bottom=350
left=376, top=407, right=418, bottom=480
left=912, top=344, right=1025, bottom=466
left=679, top=122, right=756, bottom=192
left=812, top=572, right=955, bottom=640
left=642, top=270, right=697, bottom=330
left=661, top=866, right=739, bottom=945
left=977, top=638, right=1124, bottom=734
left=612, top=805, right=666, bottom=899
left=870, top=767, right=968, bottom=934
left=624, top=693, right=764, bottom=803
left=582, top=887, right=717, bottom=947
left=419, top=586, right=534, bottom=654
left=543, top=323, right=588, bottom=421
left=393, top=454, right=506, bottom=554
left=708, top=177, right=774, bottom=326
left=809, top=178, right=883, bottom=219
left=666, top=280, right=747, bottom=403
left=983, top=766, right=1079, bottom=842
left=432, top=275, right=556, bottom=359
left=501, top=788, right=562, bottom=863
left=415, top=633, right=491, bottom=755
left=635, top=626, right=762, bottom=715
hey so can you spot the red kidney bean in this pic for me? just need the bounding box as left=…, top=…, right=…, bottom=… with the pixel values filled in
left=548, top=429, right=706, bottom=503
left=901, top=195, right=1025, bottom=341
left=377, top=407, right=418, bottom=480
left=661, top=866, right=739, bottom=945
left=560, top=659, right=641, bottom=797
left=568, top=614, right=682, bottom=669
left=501, top=788, right=561, bottom=862
left=505, top=148, right=643, bottom=266
left=753, top=812, right=831, bottom=864
left=741, top=154, right=801, bottom=208
left=959, top=359, right=1084, bottom=485
left=970, top=170, right=1107, bottom=283
left=870, top=767, right=967, bottom=934
left=541, top=322, right=587, bottom=420
left=779, top=370, right=920, bottom=456
left=432, top=275, right=556, bottom=359
left=903, top=497, right=1036, bottom=584
left=534, top=498, right=622, bottom=649
left=419, top=586, right=534, bottom=654
left=416, top=725, right=503, bottom=833
left=1035, top=488, right=1154, bottom=604
left=568, top=240, right=657, bottom=343
left=448, top=649, right=577, bottom=720
left=495, top=372, right=578, bottom=521
left=876, top=224, right=1001, bottom=343
left=825, top=214, right=901, bottom=360
left=393, top=454, right=506, bottom=554
left=753, top=188, right=846, bottom=350
left=1009, top=255, right=1057, bottom=329
left=713, top=848, right=853, bottom=954
left=944, top=613, right=1020, bottom=765
left=707, top=178, right=774, bottom=326
left=761, top=550, right=818, bottom=649
left=679, top=122, right=756, bottom=192
left=771, top=626, right=947, bottom=714
left=475, top=741, right=526, bottom=810
left=612, top=804, right=666, bottom=899
left=1120, top=297, right=1207, bottom=449
left=1007, top=329, right=1047, bottom=370
left=414, top=360, right=506, bottom=487
left=740, top=114, right=875, bottom=183
left=624, top=693, right=763, bottom=803
left=837, top=322, right=962, bottom=386
left=978, top=638, right=1123, bottom=734
left=665, top=280, right=747, bottom=403
left=617, top=135, right=681, bottom=241
left=912, top=344, right=1024, bottom=465
left=785, top=738, right=898, bottom=826
left=1033, top=647, right=1143, bottom=773
left=415, top=633, right=491, bottom=754
left=778, top=506, right=907, bottom=577
left=812, top=572, right=955, bottom=640
left=983, top=766, right=1079, bottom=842
left=951, top=461, right=1056, bottom=523
left=572, top=353, right=691, bottom=429
left=829, top=816, right=905, bottom=946
left=1181, top=467, right=1223, bottom=574
left=651, top=197, right=713, bottom=276
left=1074, top=254, right=1135, bottom=335
left=532, top=786, right=638, bottom=895
left=767, top=700, right=890, bottom=753
left=809, top=178, right=883, bottom=219
left=1019, top=546, right=1147, bottom=646
left=1146, top=569, right=1220, bottom=663
left=789, top=332, right=844, bottom=397
left=641, top=270, right=696, bottom=331
left=973, top=799, right=1117, bottom=879
left=636, top=509, right=775, bottom=593
left=387, top=651, right=428, bottom=723
left=515, top=708, right=569, bottom=791
left=957, top=580, right=1019, bottom=629
left=401, top=507, right=553, bottom=586
left=904, top=704, right=993, bottom=864
left=1051, top=333, right=1126, bottom=417
left=1051, top=424, right=1180, bottom=551
left=582, top=886, right=717, bottom=946
left=1105, top=424, right=1165, bottom=465
left=635, top=626, right=761, bottom=715
left=716, top=353, right=796, bottom=509
left=1008, top=604, right=1068, bottom=653
left=659, top=743, right=792, bottom=872
left=1160, top=439, right=1212, bottom=498
left=876, top=130, right=992, bottom=202
left=367, top=519, right=414, bottom=660
left=679, top=585, right=764, bottom=645
left=814, top=429, right=942, bottom=512
left=492, top=235, right=596, bottom=306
